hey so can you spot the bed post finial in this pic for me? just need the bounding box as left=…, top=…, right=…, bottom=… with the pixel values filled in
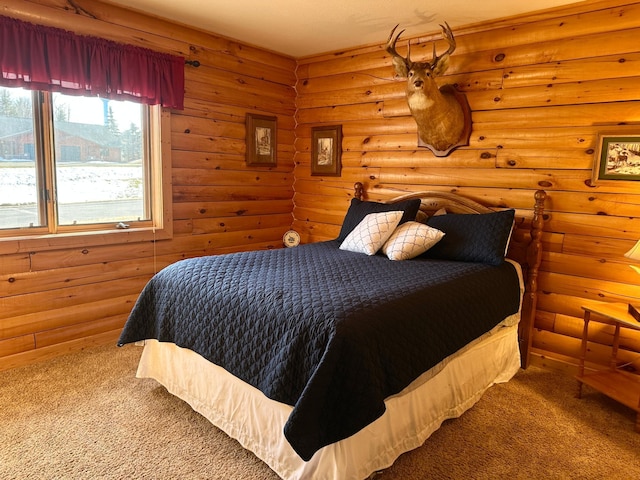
left=354, top=182, right=364, bottom=201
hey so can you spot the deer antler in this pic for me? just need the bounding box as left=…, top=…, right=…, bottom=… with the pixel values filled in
left=386, top=24, right=412, bottom=77
left=429, top=22, right=456, bottom=70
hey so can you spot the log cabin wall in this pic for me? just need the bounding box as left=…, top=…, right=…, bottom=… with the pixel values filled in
left=2, top=0, right=640, bottom=375
left=293, top=0, right=640, bottom=374
left=0, top=0, right=296, bottom=370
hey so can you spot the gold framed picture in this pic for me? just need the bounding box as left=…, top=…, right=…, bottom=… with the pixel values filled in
left=246, top=113, right=277, bottom=166
left=592, top=132, right=640, bottom=184
left=311, top=125, right=342, bottom=176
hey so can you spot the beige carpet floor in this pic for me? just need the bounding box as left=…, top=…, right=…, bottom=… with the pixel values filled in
left=1, top=343, right=639, bottom=480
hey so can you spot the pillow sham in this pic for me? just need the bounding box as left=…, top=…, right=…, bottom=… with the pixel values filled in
left=423, top=209, right=515, bottom=265
left=337, top=198, right=421, bottom=242
left=381, top=221, right=445, bottom=261
left=339, top=211, right=403, bottom=255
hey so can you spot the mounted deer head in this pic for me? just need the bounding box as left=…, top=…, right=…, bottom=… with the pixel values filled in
left=386, top=22, right=471, bottom=156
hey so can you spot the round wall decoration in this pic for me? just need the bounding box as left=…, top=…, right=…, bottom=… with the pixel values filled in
left=283, top=230, right=300, bottom=247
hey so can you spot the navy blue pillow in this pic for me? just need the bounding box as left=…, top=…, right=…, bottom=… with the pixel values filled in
left=337, top=198, right=422, bottom=242
left=424, top=209, right=515, bottom=265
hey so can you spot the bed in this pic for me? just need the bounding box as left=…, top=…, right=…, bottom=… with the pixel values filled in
left=118, top=183, right=546, bottom=480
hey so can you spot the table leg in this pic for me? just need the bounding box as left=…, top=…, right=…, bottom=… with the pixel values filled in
left=610, top=323, right=621, bottom=371
left=576, top=311, right=590, bottom=399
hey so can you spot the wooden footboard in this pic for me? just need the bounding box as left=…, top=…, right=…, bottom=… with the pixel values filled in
left=353, top=182, right=547, bottom=368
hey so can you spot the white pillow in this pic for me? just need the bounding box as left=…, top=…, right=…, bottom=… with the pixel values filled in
left=339, top=211, right=403, bottom=255
left=382, top=221, right=445, bottom=261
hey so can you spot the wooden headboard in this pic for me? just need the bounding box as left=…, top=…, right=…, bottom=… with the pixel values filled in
left=353, top=182, right=547, bottom=368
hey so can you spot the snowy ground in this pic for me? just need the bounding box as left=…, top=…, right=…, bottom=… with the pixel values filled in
left=0, top=163, right=143, bottom=205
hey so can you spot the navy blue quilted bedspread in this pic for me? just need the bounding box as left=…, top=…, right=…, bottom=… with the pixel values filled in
left=118, top=240, right=521, bottom=460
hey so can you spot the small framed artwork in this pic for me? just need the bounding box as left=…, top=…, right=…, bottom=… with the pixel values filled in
left=246, top=113, right=277, bottom=166
left=311, top=125, right=342, bottom=176
left=592, top=133, right=640, bottom=183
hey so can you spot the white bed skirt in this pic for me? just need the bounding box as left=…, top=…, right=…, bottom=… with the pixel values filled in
left=135, top=319, right=521, bottom=480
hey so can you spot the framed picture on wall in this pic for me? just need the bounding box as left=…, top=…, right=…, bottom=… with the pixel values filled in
left=592, top=133, right=640, bottom=183
left=311, top=125, right=342, bottom=176
left=246, top=113, right=277, bottom=166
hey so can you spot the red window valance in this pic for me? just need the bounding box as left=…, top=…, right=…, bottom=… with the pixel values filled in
left=0, top=15, right=184, bottom=109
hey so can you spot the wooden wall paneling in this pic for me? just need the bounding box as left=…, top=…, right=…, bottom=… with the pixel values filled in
left=532, top=327, right=640, bottom=372
left=3, top=0, right=640, bottom=375
left=561, top=234, right=637, bottom=258
left=495, top=148, right=595, bottom=170
left=543, top=190, right=640, bottom=217
left=295, top=227, right=339, bottom=243
left=0, top=253, right=31, bottom=275
left=293, top=194, right=347, bottom=216
left=170, top=152, right=246, bottom=175
left=191, top=213, right=293, bottom=236
left=6, top=0, right=297, bottom=76
left=455, top=29, right=640, bottom=77
left=484, top=76, right=640, bottom=110
left=538, top=292, right=597, bottom=318
left=474, top=101, right=640, bottom=130
left=295, top=166, right=380, bottom=189
left=2, top=0, right=189, bottom=56
left=171, top=115, right=244, bottom=140
left=502, top=52, right=640, bottom=88
left=0, top=0, right=297, bottom=369
left=187, top=227, right=289, bottom=252
left=543, top=251, right=637, bottom=284
left=172, top=183, right=293, bottom=202
left=0, top=335, right=35, bottom=358
left=0, top=330, right=121, bottom=372
left=553, top=312, right=640, bottom=352
left=173, top=121, right=295, bottom=180
left=183, top=48, right=295, bottom=88
left=545, top=212, right=640, bottom=239
left=296, top=102, right=385, bottom=124
left=539, top=270, right=640, bottom=304
left=1, top=294, right=137, bottom=340
left=294, top=0, right=640, bottom=374
left=344, top=150, right=497, bottom=169
left=300, top=58, right=636, bottom=115
left=0, top=277, right=149, bottom=321
left=28, top=243, right=156, bottom=271
left=458, top=1, right=640, bottom=43
left=35, top=313, right=128, bottom=348
left=542, top=231, right=565, bottom=254
left=296, top=82, right=403, bottom=110
left=1, top=259, right=156, bottom=297
left=186, top=78, right=295, bottom=115
left=170, top=131, right=243, bottom=157
left=173, top=198, right=293, bottom=221
left=174, top=184, right=295, bottom=204
left=373, top=167, right=579, bottom=191
left=297, top=66, right=406, bottom=95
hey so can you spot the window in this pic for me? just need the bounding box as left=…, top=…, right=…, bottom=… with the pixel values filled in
left=0, top=85, right=171, bottom=244
left=0, top=15, right=183, bottom=249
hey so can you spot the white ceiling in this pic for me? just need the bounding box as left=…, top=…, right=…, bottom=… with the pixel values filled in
left=105, top=0, right=581, bottom=57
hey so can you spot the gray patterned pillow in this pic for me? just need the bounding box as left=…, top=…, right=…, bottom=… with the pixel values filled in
left=339, top=211, right=403, bottom=255
left=337, top=198, right=421, bottom=242
left=381, top=221, right=445, bottom=261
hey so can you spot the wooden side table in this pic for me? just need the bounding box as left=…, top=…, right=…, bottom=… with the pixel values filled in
left=576, top=302, right=640, bottom=432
